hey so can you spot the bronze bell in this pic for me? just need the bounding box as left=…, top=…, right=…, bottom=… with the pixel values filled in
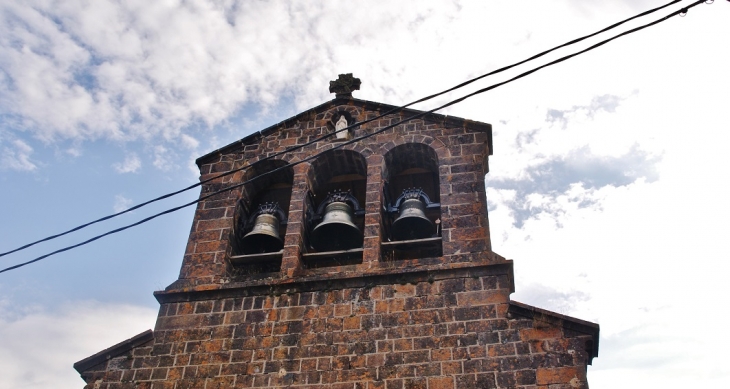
left=392, top=198, right=434, bottom=241
left=241, top=213, right=283, bottom=254
left=310, top=202, right=362, bottom=252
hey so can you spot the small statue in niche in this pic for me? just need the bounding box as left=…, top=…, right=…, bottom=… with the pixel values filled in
left=334, top=115, right=349, bottom=140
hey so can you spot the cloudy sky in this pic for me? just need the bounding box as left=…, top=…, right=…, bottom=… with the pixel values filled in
left=1, top=0, right=728, bottom=387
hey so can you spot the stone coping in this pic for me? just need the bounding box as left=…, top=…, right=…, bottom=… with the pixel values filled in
left=195, top=96, right=493, bottom=167
left=73, top=329, right=153, bottom=374
left=508, top=300, right=600, bottom=362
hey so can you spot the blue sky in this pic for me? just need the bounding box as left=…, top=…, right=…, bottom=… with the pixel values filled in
left=1, top=1, right=729, bottom=387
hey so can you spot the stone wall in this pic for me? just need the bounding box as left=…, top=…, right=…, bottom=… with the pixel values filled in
left=75, top=97, right=598, bottom=388
left=76, top=263, right=597, bottom=389
left=176, top=98, right=493, bottom=287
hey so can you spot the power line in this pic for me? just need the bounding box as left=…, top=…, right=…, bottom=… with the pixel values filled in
left=0, top=0, right=710, bottom=274
left=0, top=0, right=683, bottom=260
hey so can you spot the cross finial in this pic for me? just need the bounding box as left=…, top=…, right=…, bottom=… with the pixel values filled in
left=329, top=73, right=361, bottom=98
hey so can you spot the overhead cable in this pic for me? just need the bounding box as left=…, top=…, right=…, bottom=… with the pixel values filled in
left=0, top=0, right=684, bottom=260
left=0, top=0, right=710, bottom=275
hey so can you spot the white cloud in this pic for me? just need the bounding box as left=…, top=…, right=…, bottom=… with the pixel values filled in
left=65, top=147, right=82, bottom=157
left=0, top=0, right=561, bottom=146
left=512, top=283, right=589, bottom=316
left=180, top=134, right=199, bottom=150
left=484, top=90, right=662, bottom=229
left=152, top=145, right=176, bottom=172
left=113, top=194, right=133, bottom=213
left=501, top=149, right=730, bottom=388
left=587, top=298, right=730, bottom=386
left=0, top=139, right=38, bottom=171
left=112, top=152, right=141, bottom=173
left=0, top=0, right=708, bottom=179
left=0, top=300, right=156, bottom=389
left=0, top=1, right=728, bottom=388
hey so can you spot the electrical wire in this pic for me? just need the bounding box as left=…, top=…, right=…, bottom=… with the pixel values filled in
left=0, top=0, right=710, bottom=274
left=0, top=0, right=683, bottom=259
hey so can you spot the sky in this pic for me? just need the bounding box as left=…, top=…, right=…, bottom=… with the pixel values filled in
left=0, top=0, right=728, bottom=387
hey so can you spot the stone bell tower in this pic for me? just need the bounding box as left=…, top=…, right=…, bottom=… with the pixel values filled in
left=74, top=74, right=599, bottom=389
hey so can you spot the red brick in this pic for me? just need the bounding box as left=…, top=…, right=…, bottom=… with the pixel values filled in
left=456, top=290, right=509, bottom=307
left=536, top=367, right=586, bottom=385
left=441, top=361, right=462, bottom=375
left=428, top=377, right=454, bottom=389
left=76, top=102, right=597, bottom=389
left=393, top=284, right=415, bottom=298
left=520, top=327, right=563, bottom=341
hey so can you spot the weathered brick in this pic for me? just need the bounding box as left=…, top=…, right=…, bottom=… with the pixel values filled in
left=76, top=100, right=597, bottom=389
left=456, top=290, right=509, bottom=307
left=536, top=366, right=586, bottom=386
left=520, top=327, right=563, bottom=341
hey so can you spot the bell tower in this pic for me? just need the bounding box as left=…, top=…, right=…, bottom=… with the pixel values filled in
left=74, top=75, right=599, bottom=389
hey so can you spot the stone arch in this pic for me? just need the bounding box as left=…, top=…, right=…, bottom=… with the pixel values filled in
left=381, top=142, right=442, bottom=246
left=304, top=149, right=368, bottom=253
left=306, top=149, right=368, bottom=195
left=232, top=159, right=294, bottom=256
left=379, top=134, right=446, bottom=157
left=322, top=106, right=362, bottom=122
left=382, top=143, right=440, bottom=200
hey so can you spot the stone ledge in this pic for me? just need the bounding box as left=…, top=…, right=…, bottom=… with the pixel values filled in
left=73, top=329, right=153, bottom=375
left=154, top=259, right=514, bottom=304
left=167, top=250, right=508, bottom=292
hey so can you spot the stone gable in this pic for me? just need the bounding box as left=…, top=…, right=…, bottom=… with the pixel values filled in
left=75, top=89, right=598, bottom=389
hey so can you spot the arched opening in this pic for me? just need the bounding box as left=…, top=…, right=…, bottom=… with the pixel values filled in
left=230, top=159, right=293, bottom=273
left=303, top=149, right=367, bottom=267
left=382, top=143, right=442, bottom=260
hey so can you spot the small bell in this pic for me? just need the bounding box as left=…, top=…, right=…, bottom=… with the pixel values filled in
left=310, top=201, right=362, bottom=252
left=241, top=213, right=283, bottom=254
left=392, top=198, right=434, bottom=241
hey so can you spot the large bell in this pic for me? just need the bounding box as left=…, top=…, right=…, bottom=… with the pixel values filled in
left=392, top=198, right=435, bottom=241
left=241, top=213, right=283, bottom=254
left=310, top=202, right=362, bottom=252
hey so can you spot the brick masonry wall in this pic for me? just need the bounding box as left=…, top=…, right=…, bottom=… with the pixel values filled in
left=78, top=265, right=594, bottom=389
left=76, top=98, right=598, bottom=388
left=175, top=99, right=493, bottom=287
